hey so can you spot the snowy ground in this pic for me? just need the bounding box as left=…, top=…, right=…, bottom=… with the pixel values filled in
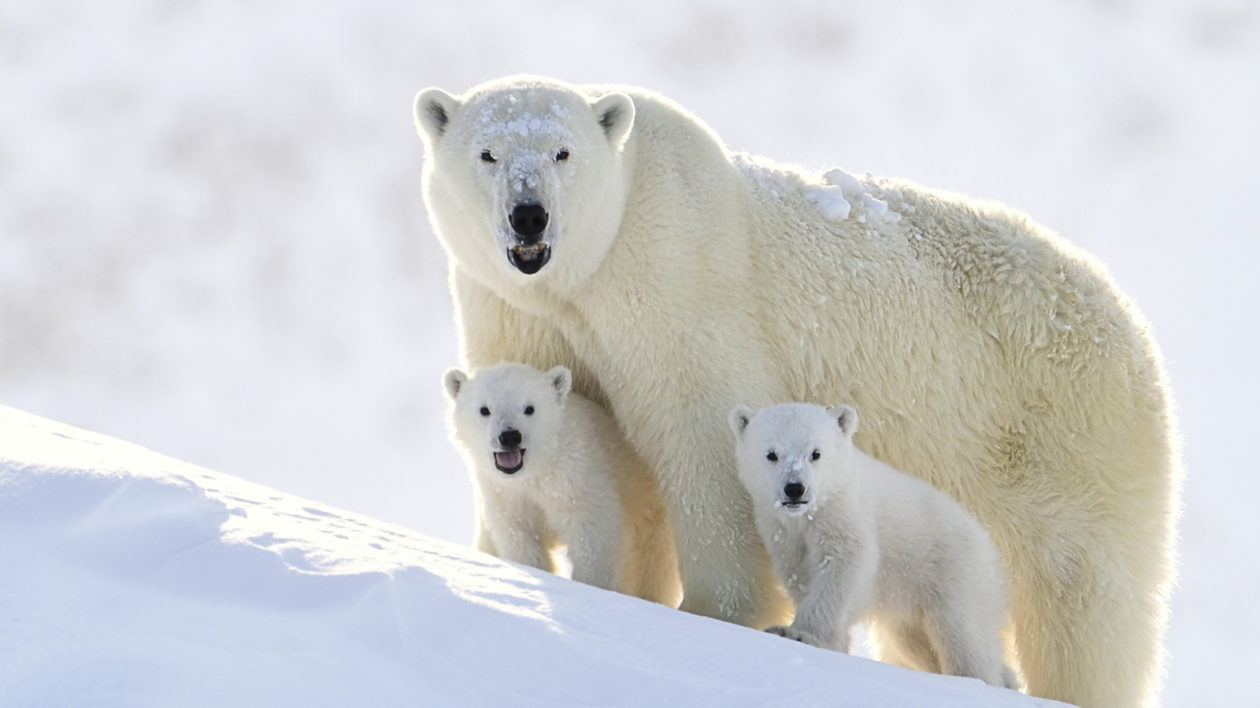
left=0, top=406, right=1068, bottom=708
left=1, top=2, right=1256, bottom=705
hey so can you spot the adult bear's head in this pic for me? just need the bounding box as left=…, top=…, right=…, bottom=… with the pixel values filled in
left=414, top=76, right=635, bottom=294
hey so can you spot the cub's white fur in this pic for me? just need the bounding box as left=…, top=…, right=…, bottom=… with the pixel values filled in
left=732, top=402, right=1017, bottom=689
left=445, top=362, right=679, bottom=605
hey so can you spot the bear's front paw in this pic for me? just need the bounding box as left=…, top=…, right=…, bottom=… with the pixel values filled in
left=765, top=625, right=814, bottom=645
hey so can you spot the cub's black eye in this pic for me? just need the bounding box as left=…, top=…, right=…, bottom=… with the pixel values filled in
left=810, top=449, right=821, bottom=461
left=524, top=405, right=535, bottom=416
left=766, top=451, right=778, bottom=462
left=555, top=149, right=570, bottom=162
left=480, top=150, right=497, bottom=163
left=479, top=406, right=491, bottom=417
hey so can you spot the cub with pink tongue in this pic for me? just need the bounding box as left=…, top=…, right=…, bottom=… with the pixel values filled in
left=494, top=428, right=525, bottom=474
left=443, top=361, right=681, bottom=607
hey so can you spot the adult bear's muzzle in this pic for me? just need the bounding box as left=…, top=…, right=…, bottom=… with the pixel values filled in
left=507, top=202, right=551, bottom=274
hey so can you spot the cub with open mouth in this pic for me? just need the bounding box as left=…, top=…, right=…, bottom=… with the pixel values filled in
left=443, top=362, right=680, bottom=606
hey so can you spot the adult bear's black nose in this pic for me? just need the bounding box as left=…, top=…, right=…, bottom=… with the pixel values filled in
left=499, top=429, right=522, bottom=448
left=784, top=482, right=806, bottom=501
left=509, top=203, right=548, bottom=241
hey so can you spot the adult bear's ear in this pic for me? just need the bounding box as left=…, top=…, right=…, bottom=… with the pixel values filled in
left=414, top=87, right=459, bottom=146
left=546, top=366, right=573, bottom=400
left=829, top=404, right=859, bottom=439
left=443, top=368, right=468, bottom=400
left=729, top=405, right=754, bottom=441
left=591, top=92, right=635, bottom=149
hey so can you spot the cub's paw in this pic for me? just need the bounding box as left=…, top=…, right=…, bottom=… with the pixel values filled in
left=765, top=625, right=815, bottom=645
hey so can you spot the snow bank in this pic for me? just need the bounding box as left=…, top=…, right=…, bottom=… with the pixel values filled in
left=0, top=406, right=1067, bottom=707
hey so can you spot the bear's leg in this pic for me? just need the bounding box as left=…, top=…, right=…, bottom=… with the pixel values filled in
left=763, top=624, right=830, bottom=649
left=779, top=540, right=878, bottom=653
left=995, top=413, right=1175, bottom=708
left=473, top=510, right=498, bottom=556
left=654, top=447, right=792, bottom=627
left=564, top=504, right=622, bottom=592
left=924, top=608, right=1010, bottom=688
left=868, top=616, right=941, bottom=674
left=486, top=497, right=554, bottom=573
left=618, top=474, right=682, bottom=606
left=1009, top=531, right=1167, bottom=708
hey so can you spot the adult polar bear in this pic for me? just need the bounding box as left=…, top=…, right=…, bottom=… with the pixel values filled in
left=413, top=75, right=1179, bottom=708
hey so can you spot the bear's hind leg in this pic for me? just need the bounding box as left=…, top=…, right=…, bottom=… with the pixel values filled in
left=868, top=615, right=942, bottom=675
left=1010, top=534, right=1167, bottom=707
left=1002, top=418, right=1175, bottom=707
left=923, top=610, right=1010, bottom=688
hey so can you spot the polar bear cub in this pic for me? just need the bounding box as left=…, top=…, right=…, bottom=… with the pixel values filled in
left=444, top=362, right=679, bottom=605
left=730, top=402, right=1017, bottom=689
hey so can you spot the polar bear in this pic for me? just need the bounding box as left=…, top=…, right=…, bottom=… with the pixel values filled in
left=413, top=75, right=1180, bottom=708
left=731, top=402, right=1018, bottom=690
left=443, top=362, right=680, bottom=605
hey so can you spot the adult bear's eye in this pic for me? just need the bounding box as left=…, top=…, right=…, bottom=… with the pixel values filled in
left=766, top=451, right=778, bottom=462
left=524, top=405, right=535, bottom=416
left=811, top=449, right=821, bottom=461
left=555, top=148, right=570, bottom=162
left=479, top=406, right=491, bottom=417
left=480, top=150, right=497, bottom=163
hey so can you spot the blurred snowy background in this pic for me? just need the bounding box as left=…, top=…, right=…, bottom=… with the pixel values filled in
left=0, top=1, right=1255, bottom=705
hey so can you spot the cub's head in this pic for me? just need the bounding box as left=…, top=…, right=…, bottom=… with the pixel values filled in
left=443, top=362, right=573, bottom=479
left=414, top=76, right=635, bottom=293
left=729, top=402, right=859, bottom=515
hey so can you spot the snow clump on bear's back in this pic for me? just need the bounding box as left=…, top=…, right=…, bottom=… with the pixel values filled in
left=733, top=154, right=907, bottom=224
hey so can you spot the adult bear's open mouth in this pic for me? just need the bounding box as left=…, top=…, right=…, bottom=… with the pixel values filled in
left=494, top=448, right=525, bottom=474
left=507, top=243, right=551, bottom=275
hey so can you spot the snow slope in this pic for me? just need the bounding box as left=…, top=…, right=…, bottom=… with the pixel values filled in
left=0, top=406, right=1066, bottom=708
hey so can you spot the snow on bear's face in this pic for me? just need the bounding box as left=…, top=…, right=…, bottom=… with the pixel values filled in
left=729, top=403, right=859, bottom=516
left=444, top=362, right=573, bottom=479
left=414, top=77, right=635, bottom=293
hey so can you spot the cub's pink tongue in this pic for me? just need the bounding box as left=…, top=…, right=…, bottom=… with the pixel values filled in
left=495, top=450, right=523, bottom=470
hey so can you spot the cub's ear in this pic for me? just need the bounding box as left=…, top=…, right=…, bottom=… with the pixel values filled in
left=414, top=87, right=459, bottom=145
left=729, top=404, right=754, bottom=441
left=591, top=92, right=635, bottom=149
left=546, top=366, right=573, bottom=400
left=829, top=404, right=860, bottom=439
left=443, top=368, right=468, bottom=400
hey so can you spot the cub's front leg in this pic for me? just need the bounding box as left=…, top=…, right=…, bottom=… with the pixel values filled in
left=484, top=493, right=553, bottom=573
left=766, top=531, right=875, bottom=653
left=560, top=493, right=623, bottom=592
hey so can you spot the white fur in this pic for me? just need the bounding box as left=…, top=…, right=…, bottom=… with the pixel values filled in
left=444, top=362, right=680, bottom=606
left=415, top=75, right=1180, bottom=708
left=731, top=403, right=1018, bottom=690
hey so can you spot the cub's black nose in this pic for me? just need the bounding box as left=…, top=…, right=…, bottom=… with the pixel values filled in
left=509, top=203, right=549, bottom=240
left=784, top=482, right=806, bottom=501
left=499, top=429, right=522, bottom=448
